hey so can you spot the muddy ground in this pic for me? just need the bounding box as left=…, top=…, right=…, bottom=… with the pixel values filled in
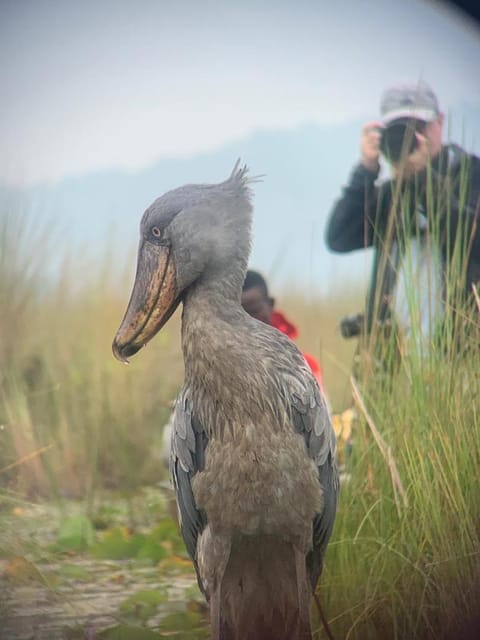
left=0, top=489, right=208, bottom=640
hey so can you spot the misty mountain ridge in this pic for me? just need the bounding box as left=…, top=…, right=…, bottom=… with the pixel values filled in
left=2, top=103, right=479, bottom=296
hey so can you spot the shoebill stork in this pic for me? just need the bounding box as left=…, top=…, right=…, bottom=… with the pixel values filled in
left=112, top=163, right=339, bottom=640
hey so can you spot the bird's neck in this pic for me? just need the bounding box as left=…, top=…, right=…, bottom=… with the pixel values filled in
left=180, top=271, right=290, bottom=439
left=181, top=273, right=245, bottom=365
left=180, top=272, right=254, bottom=407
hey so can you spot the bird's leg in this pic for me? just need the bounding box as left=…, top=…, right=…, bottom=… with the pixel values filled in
left=210, top=585, right=222, bottom=640
left=197, top=527, right=231, bottom=640
left=209, top=563, right=230, bottom=640
left=294, top=546, right=313, bottom=640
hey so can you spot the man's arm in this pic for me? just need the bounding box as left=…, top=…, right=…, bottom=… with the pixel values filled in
left=325, top=121, right=386, bottom=253
left=325, top=163, right=380, bottom=252
left=441, top=153, right=480, bottom=260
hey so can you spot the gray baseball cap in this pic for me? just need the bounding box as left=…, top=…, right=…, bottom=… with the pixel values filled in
left=380, top=81, right=440, bottom=125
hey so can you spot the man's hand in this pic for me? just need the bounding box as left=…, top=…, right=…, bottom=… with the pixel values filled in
left=391, top=132, right=430, bottom=181
left=361, top=121, right=382, bottom=173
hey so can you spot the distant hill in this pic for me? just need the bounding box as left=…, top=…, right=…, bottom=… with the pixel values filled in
left=2, top=103, right=479, bottom=297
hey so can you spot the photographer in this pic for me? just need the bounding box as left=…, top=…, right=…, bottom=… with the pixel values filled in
left=326, top=81, right=480, bottom=355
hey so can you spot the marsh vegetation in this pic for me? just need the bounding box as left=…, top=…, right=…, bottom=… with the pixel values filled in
left=1, top=204, right=479, bottom=639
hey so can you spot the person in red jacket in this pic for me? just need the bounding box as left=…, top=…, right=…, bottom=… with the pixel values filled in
left=241, top=270, right=325, bottom=393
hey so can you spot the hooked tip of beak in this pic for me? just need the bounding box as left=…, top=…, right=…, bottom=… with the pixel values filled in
left=112, top=339, right=140, bottom=364
left=112, top=342, right=128, bottom=364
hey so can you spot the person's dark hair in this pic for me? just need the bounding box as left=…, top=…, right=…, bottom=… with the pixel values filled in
left=243, top=270, right=269, bottom=297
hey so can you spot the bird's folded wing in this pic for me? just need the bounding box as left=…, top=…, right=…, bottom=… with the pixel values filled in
left=287, top=368, right=339, bottom=587
left=170, top=386, right=208, bottom=572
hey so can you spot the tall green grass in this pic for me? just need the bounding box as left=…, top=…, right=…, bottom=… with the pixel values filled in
left=322, top=336, right=480, bottom=639
left=319, top=157, right=480, bottom=639
left=0, top=209, right=183, bottom=502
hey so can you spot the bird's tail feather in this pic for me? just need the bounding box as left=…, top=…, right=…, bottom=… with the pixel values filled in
left=218, top=534, right=312, bottom=640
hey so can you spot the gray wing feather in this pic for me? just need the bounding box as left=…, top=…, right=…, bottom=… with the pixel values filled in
left=170, top=386, right=208, bottom=586
left=289, top=373, right=336, bottom=466
left=286, top=365, right=339, bottom=588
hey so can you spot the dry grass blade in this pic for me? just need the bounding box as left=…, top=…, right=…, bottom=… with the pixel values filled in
left=350, top=376, right=407, bottom=515
left=0, top=443, right=54, bottom=474
left=472, top=283, right=480, bottom=314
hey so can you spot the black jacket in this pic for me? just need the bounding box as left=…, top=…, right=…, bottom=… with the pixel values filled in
left=325, top=144, right=480, bottom=331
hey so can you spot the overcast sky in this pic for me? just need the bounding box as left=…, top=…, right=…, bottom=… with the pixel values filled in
left=2, top=0, right=480, bottom=186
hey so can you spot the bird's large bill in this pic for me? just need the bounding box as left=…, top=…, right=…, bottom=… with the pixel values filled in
left=112, top=242, right=177, bottom=362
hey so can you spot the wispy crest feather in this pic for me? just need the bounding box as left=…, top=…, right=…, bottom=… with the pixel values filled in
left=226, top=158, right=264, bottom=199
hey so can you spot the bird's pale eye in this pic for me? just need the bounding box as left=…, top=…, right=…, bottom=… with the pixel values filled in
left=146, top=224, right=168, bottom=246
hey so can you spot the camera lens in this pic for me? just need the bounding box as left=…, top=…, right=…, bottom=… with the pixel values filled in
left=339, top=313, right=364, bottom=339
left=380, top=118, right=425, bottom=163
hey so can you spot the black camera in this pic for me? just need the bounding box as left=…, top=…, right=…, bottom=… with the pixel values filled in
left=380, top=118, right=426, bottom=164
left=339, top=313, right=364, bottom=339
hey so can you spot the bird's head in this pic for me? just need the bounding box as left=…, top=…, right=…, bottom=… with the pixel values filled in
left=112, top=161, right=254, bottom=362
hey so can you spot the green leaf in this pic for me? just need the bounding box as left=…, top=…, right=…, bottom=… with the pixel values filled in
left=118, top=589, right=168, bottom=622
left=57, top=563, right=91, bottom=580
left=136, top=538, right=168, bottom=563
left=90, top=527, right=147, bottom=560
left=91, top=504, right=124, bottom=530
left=98, top=625, right=163, bottom=639
left=147, top=520, right=186, bottom=556
left=55, top=515, right=95, bottom=551
left=158, top=611, right=209, bottom=639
